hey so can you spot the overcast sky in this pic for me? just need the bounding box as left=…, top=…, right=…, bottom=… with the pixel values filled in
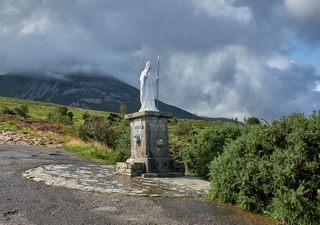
left=1, top=0, right=320, bottom=121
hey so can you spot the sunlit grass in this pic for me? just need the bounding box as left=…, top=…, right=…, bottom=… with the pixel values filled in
left=63, top=138, right=118, bottom=164
left=0, top=121, right=29, bottom=133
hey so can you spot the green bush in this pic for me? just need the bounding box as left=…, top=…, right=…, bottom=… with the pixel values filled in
left=207, top=112, right=320, bottom=224
left=106, top=113, right=123, bottom=123
left=47, top=106, right=73, bottom=124
left=14, top=104, right=29, bottom=118
left=1, top=106, right=16, bottom=115
left=67, top=111, right=73, bottom=121
left=77, top=114, right=130, bottom=163
left=268, top=185, right=319, bottom=224
left=56, top=106, right=68, bottom=116
left=245, top=117, right=261, bottom=125
left=78, top=115, right=118, bottom=149
left=169, top=139, right=188, bottom=162
left=172, top=120, right=193, bottom=136
left=182, top=122, right=243, bottom=177
left=114, top=124, right=130, bottom=153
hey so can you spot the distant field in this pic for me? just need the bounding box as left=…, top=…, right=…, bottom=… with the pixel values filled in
left=0, top=96, right=111, bottom=119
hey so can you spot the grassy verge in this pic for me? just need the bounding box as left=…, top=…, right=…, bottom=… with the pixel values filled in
left=63, top=139, right=119, bottom=164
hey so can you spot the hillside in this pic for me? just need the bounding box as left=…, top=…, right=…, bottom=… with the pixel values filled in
left=0, top=73, right=194, bottom=119
left=201, top=116, right=243, bottom=123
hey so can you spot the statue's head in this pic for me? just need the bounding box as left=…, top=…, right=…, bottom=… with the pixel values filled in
left=146, top=61, right=151, bottom=70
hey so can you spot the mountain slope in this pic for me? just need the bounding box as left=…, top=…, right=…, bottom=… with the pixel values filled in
left=0, top=73, right=194, bottom=119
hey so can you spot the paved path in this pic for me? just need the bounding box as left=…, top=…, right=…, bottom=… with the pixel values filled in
left=0, top=144, right=277, bottom=225
left=23, top=164, right=210, bottom=198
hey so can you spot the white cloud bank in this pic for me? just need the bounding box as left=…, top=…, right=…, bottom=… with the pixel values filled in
left=0, top=0, right=319, bottom=121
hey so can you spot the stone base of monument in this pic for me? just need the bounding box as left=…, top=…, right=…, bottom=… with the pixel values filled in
left=116, top=161, right=185, bottom=177
left=116, top=162, right=145, bottom=176
left=141, top=172, right=183, bottom=178
left=116, top=111, right=185, bottom=177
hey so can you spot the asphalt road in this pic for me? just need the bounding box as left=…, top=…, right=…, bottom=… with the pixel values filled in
left=0, top=144, right=266, bottom=225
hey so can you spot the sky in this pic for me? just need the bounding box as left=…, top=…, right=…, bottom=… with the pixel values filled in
left=1, top=0, right=320, bottom=121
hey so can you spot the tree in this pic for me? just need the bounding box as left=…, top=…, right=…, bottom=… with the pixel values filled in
left=193, top=113, right=198, bottom=120
left=246, top=117, right=260, bottom=125
left=119, top=104, right=127, bottom=117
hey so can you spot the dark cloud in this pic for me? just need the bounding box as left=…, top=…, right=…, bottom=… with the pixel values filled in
left=0, top=0, right=319, bottom=120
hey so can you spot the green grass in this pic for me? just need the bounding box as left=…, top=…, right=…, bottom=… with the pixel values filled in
left=0, top=96, right=111, bottom=119
left=63, top=139, right=127, bottom=164
left=0, top=96, right=129, bottom=164
left=0, top=120, right=29, bottom=133
left=63, top=139, right=111, bottom=161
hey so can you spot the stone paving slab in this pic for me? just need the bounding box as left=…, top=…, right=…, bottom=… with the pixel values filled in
left=23, top=164, right=210, bottom=198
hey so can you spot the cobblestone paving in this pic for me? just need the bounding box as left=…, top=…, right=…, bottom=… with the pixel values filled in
left=23, top=164, right=210, bottom=198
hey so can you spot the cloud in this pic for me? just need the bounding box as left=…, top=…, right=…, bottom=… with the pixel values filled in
left=161, top=45, right=320, bottom=120
left=284, top=0, right=320, bottom=21
left=0, top=0, right=319, bottom=121
left=192, top=0, right=253, bottom=24
left=283, top=0, right=320, bottom=43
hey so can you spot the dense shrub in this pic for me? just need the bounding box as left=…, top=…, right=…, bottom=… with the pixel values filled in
left=112, top=120, right=131, bottom=163
left=208, top=112, right=320, bottom=224
left=245, top=117, right=261, bottom=125
left=172, top=120, right=193, bottom=136
left=47, top=106, right=73, bottom=124
left=169, top=139, right=188, bottom=162
left=182, top=122, right=244, bottom=177
left=1, top=106, right=16, bottom=115
left=14, top=104, right=29, bottom=118
left=56, top=106, right=68, bottom=116
left=106, top=113, right=123, bottom=123
left=78, top=115, right=118, bottom=148
left=2, top=104, right=29, bottom=118
left=77, top=113, right=130, bottom=163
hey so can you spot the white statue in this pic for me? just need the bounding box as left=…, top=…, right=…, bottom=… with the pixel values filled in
left=139, top=61, right=159, bottom=112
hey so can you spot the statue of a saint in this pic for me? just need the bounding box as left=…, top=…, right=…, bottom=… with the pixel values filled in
left=139, top=61, right=159, bottom=112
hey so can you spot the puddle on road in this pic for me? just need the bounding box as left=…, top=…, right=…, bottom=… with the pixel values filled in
left=115, top=175, right=175, bottom=195
left=208, top=203, right=280, bottom=225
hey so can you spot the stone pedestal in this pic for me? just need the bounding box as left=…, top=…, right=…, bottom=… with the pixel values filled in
left=116, top=111, right=184, bottom=177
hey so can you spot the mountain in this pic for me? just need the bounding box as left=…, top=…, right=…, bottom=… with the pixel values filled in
left=0, top=73, right=194, bottom=119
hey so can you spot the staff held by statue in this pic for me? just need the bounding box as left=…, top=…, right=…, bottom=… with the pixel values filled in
left=156, top=55, right=160, bottom=109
